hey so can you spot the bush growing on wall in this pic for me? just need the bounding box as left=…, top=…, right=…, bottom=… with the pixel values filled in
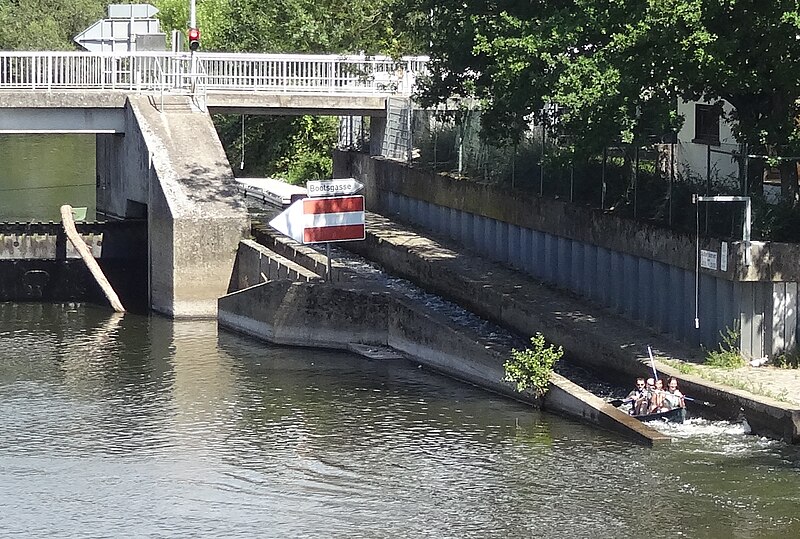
left=504, top=333, right=563, bottom=397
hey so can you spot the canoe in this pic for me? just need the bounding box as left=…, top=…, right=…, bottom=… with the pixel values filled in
left=632, top=407, right=686, bottom=424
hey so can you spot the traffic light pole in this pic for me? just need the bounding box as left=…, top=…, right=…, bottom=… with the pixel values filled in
left=189, top=0, right=197, bottom=96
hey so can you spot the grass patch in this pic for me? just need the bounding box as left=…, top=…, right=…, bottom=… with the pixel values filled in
left=658, top=358, right=795, bottom=404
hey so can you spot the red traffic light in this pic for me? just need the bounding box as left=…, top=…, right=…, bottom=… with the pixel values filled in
left=188, top=28, right=200, bottom=51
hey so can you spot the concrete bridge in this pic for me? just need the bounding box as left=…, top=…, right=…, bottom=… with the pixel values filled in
left=0, top=51, right=427, bottom=317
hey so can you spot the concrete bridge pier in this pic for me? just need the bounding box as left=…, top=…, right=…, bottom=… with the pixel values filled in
left=96, top=96, right=248, bottom=317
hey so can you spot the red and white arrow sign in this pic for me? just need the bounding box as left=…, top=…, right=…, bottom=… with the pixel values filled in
left=269, top=195, right=365, bottom=244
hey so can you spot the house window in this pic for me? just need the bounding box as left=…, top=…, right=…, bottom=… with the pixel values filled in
left=694, top=104, right=720, bottom=145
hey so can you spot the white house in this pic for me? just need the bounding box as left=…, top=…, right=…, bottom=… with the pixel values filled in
left=674, top=99, right=741, bottom=189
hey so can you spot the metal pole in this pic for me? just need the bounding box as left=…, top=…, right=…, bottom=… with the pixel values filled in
left=190, top=0, right=196, bottom=28
left=693, top=194, right=700, bottom=330
left=406, top=97, right=413, bottom=163
left=540, top=123, right=546, bottom=196
left=326, top=242, right=333, bottom=281
left=633, top=146, right=639, bottom=218
left=669, top=142, right=675, bottom=226
left=570, top=162, right=574, bottom=202
left=743, top=143, right=749, bottom=195
left=705, top=144, right=711, bottom=233
left=601, top=146, right=607, bottom=209
left=744, top=197, right=752, bottom=266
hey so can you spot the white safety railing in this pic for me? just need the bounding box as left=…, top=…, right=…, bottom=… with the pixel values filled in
left=0, top=51, right=427, bottom=98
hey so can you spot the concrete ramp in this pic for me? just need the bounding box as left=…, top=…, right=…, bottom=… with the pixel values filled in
left=98, top=95, right=248, bottom=317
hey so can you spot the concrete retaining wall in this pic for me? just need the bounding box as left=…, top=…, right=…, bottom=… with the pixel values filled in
left=334, top=151, right=799, bottom=358
left=227, top=239, right=321, bottom=292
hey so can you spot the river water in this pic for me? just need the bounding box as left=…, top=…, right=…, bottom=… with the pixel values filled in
left=0, top=134, right=95, bottom=222
left=0, top=303, right=798, bottom=538
left=1, top=135, right=799, bottom=537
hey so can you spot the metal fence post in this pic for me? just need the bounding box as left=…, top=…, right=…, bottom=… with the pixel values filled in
left=540, top=124, right=546, bottom=196
left=669, top=142, right=675, bottom=226
left=633, top=146, right=639, bottom=218
left=601, top=146, right=607, bottom=210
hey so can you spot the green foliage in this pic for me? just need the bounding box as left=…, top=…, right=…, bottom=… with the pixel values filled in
left=0, top=0, right=106, bottom=50
left=504, top=333, right=563, bottom=397
left=403, top=1, right=800, bottom=162
left=752, top=196, right=800, bottom=242
left=705, top=326, right=746, bottom=369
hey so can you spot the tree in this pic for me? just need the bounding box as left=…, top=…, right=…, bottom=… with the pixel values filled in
left=402, top=1, right=800, bottom=201
left=0, top=0, right=105, bottom=50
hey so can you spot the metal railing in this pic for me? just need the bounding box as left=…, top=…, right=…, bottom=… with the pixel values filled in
left=0, top=51, right=427, bottom=99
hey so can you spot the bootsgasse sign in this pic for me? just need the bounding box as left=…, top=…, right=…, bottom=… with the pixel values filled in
left=306, top=178, right=364, bottom=197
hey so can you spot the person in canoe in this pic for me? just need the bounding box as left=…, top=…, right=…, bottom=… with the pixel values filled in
left=664, top=377, right=686, bottom=410
left=625, top=378, right=650, bottom=415
left=648, top=378, right=669, bottom=413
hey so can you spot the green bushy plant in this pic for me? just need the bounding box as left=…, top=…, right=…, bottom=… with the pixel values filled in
left=705, top=326, right=746, bottom=368
left=504, top=333, right=563, bottom=396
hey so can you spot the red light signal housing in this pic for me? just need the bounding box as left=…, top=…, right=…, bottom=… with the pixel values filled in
left=188, top=28, right=200, bottom=51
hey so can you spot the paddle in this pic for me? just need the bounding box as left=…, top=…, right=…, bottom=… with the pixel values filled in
left=609, top=395, right=714, bottom=407
left=683, top=396, right=715, bottom=407
left=647, top=346, right=658, bottom=380
left=607, top=398, right=633, bottom=407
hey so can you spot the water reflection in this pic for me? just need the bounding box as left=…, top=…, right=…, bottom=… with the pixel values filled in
left=0, top=304, right=798, bottom=538
left=0, top=134, right=95, bottom=221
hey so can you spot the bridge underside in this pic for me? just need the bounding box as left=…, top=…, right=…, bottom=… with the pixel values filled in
left=0, top=107, right=125, bottom=133
left=205, top=92, right=388, bottom=116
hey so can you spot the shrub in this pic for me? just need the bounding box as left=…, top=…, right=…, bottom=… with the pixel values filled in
left=504, top=333, right=563, bottom=396
left=705, top=326, right=746, bottom=368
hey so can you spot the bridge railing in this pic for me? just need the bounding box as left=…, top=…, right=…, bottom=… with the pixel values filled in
left=0, top=51, right=428, bottom=96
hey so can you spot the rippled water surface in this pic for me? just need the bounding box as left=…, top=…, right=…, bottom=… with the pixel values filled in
left=1, top=304, right=799, bottom=538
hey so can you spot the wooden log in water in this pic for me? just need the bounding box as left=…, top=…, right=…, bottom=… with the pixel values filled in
left=60, top=205, right=125, bottom=313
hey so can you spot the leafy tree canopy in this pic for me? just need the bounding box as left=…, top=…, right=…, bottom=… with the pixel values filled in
left=403, top=0, right=800, bottom=159
left=0, top=0, right=105, bottom=50
left=155, top=0, right=417, bottom=55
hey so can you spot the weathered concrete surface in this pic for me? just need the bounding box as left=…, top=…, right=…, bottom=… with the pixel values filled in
left=0, top=232, right=102, bottom=259
left=339, top=211, right=800, bottom=443
left=96, top=95, right=249, bottom=317
left=207, top=92, right=388, bottom=116
left=219, top=252, right=669, bottom=446
left=227, top=239, right=321, bottom=292
left=0, top=90, right=130, bottom=108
